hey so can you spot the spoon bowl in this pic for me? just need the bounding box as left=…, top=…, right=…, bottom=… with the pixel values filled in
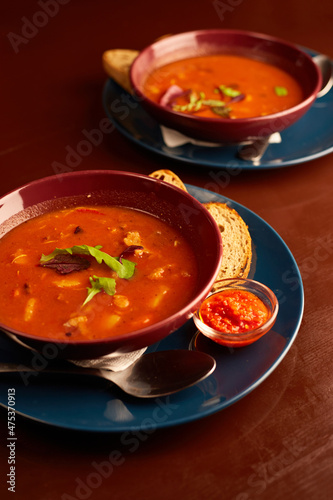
left=0, top=349, right=216, bottom=398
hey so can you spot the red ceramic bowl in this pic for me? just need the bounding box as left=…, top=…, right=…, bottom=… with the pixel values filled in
left=130, top=29, right=322, bottom=143
left=0, top=170, right=222, bottom=359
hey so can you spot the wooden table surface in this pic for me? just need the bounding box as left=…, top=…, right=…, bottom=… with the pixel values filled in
left=1, top=1, right=332, bottom=499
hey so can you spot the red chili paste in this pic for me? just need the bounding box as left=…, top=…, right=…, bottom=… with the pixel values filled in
left=199, top=289, right=269, bottom=334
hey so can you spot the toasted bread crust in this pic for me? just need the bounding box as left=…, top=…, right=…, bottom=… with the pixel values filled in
left=102, top=49, right=139, bottom=93
left=203, top=202, right=252, bottom=281
left=149, top=170, right=188, bottom=191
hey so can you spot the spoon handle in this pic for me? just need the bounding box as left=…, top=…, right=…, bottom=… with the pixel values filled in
left=238, top=136, right=270, bottom=161
left=0, top=350, right=217, bottom=398
left=0, top=362, right=104, bottom=379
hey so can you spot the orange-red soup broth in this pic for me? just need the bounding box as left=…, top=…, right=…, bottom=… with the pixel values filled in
left=199, top=289, right=269, bottom=334
left=143, top=54, right=303, bottom=119
left=0, top=206, right=198, bottom=341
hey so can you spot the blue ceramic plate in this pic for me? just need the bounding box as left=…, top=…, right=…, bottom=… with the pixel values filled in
left=102, top=49, right=333, bottom=170
left=0, top=186, right=304, bottom=432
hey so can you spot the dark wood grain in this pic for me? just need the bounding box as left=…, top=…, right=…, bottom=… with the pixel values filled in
left=1, top=1, right=332, bottom=499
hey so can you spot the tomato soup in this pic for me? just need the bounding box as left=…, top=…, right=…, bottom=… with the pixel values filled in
left=0, top=206, right=198, bottom=341
left=143, top=54, right=303, bottom=119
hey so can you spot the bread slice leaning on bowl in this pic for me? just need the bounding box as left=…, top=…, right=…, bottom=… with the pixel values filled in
left=102, top=49, right=139, bottom=93
left=149, top=170, right=252, bottom=281
left=203, top=202, right=252, bottom=282
left=149, top=169, right=188, bottom=191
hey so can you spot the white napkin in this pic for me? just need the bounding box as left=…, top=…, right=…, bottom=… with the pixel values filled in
left=70, top=347, right=147, bottom=372
left=160, top=125, right=281, bottom=149
left=161, top=125, right=223, bottom=148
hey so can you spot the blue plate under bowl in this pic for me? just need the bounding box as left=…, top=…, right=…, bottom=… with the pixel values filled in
left=0, top=185, right=304, bottom=432
left=102, top=48, right=333, bottom=169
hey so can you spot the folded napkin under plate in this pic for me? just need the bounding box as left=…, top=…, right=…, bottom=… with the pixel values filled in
left=160, top=125, right=281, bottom=148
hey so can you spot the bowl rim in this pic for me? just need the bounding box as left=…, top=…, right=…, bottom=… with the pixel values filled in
left=0, top=169, right=223, bottom=348
left=193, top=277, right=279, bottom=339
left=130, top=28, right=322, bottom=126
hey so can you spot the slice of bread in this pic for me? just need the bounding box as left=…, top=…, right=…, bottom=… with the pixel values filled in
left=203, top=202, right=252, bottom=281
left=149, top=170, right=252, bottom=280
left=102, top=49, right=139, bottom=93
left=149, top=169, right=188, bottom=191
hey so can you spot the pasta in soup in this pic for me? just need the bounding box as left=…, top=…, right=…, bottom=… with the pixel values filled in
left=0, top=206, right=198, bottom=341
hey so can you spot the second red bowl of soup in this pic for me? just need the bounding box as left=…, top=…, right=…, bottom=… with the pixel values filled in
left=130, top=29, right=322, bottom=143
left=0, top=170, right=222, bottom=359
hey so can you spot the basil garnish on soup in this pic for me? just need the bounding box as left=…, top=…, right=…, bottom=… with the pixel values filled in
left=274, top=86, right=288, bottom=96
left=40, top=244, right=136, bottom=279
left=83, top=276, right=117, bottom=306
left=40, top=244, right=137, bottom=305
left=39, top=253, right=91, bottom=274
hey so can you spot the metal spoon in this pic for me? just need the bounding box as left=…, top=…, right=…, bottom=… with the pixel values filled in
left=238, top=54, right=333, bottom=162
left=0, top=349, right=216, bottom=398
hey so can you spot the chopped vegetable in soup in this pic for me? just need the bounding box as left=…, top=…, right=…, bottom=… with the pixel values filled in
left=0, top=206, right=198, bottom=341
left=143, top=54, right=303, bottom=119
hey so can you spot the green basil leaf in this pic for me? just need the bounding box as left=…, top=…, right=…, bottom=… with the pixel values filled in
left=219, top=85, right=241, bottom=97
left=274, top=86, right=288, bottom=96
left=202, top=99, right=226, bottom=107
left=83, top=276, right=116, bottom=306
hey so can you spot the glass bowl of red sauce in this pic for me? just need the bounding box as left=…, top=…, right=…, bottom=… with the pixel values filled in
left=193, top=278, right=279, bottom=347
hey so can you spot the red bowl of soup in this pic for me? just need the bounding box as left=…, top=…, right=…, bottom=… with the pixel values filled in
left=0, top=170, right=222, bottom=359
left=130, top=29, right=322, bottom=143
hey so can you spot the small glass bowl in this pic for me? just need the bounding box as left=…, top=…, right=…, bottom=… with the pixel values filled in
left=193, top=278, right=279, bottom=348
